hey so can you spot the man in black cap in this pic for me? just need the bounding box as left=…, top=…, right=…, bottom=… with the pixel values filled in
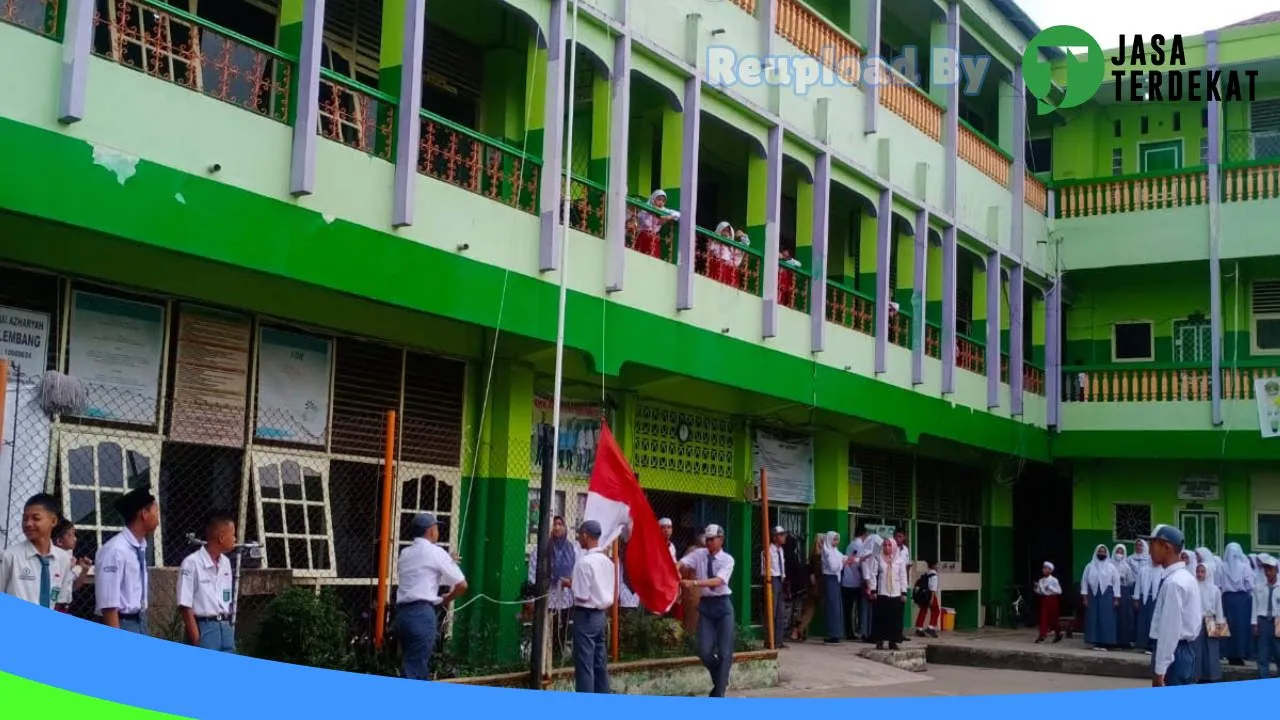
left=570, top=520, right=614, bottom=693
left=394, top=512, right=467, bottom=680
left=1144, top=523, right=1201, bottom=687
left=95, top=486, right=160, bottom=634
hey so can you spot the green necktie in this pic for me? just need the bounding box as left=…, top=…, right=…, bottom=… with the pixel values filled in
left=37, top=556, right=51, bottom=608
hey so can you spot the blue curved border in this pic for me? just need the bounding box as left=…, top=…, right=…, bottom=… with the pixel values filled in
left=0, top=593, right=1267, bottom=717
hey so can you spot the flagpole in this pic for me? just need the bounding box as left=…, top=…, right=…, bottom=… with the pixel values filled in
left=611, top=537, right=621, bottom=662
left=531, top=0, right=581, bottom=689
left=760, top=468, right=775, bottom=650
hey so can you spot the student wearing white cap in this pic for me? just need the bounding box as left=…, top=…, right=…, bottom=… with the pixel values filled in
left=1252, top=553, right=1280, bottom=679
left=762, top=526, right=789, bottom=648
left=395, top=513, right=467, bottom=680
left=1144, top=524, right=1201, bottom=687
left=95, top=486, right=160, bottom=634
left=1033, top=561, right=1063, bottom=644
left=679, top=523, right=736, bottom=697
left=658, top=517, right=677, bottom=563
left=571, top=520, right=614, bottom=693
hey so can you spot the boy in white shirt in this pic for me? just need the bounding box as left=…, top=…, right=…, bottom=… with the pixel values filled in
left=177, top=514, right=238, bottom=652
left=1034, top=561, right=1063, bottom=644
left=0, top=494, right=75, bottom=610
left=913, top=560, right=941, bottom=638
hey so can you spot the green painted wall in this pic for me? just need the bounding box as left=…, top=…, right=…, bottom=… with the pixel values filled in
left=1064, top=263, right=1209, bottom=365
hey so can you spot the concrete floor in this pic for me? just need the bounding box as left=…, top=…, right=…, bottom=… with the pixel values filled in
left=731, top=638, right=1147, bottom=698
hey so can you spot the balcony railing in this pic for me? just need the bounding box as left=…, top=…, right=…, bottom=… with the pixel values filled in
left=1062, top=365, right=1280, bottom=403
left=625, top=198, right=677, bottom=263
left=779, top=262, right=810, bottom=313
left=925, top=321, right=941, bottom=359
left=826, top=281, right=873, bottom=335
left=1055, top=167, right=1209, bottom=219
left=1222, top=159, right=1280, bottom=203
left=90, top=0, right=293, bottom=124
left=959, top=120, right=1010, bottom=187
left=318, top=71, right=395, bottom=161
left=417, top=111, right=540, bottom=215
left=879, top=71, right=942, bottom=142
left=1024, top=363, right=1045, bottom=396
left=2, top=0, right=58, bottom=37
left=956, top=333, right=985, bottom=375
left=888, top=307, right=910, bottom=348
left=695, top=228, right=762, bottom=295
left=1025, top=173, right=1048, bottom=214
left=776, top=0, right=861, bottom=85
left=565, top=175, right=607, bottom=238
left=729, top=0, right=757, bottom=14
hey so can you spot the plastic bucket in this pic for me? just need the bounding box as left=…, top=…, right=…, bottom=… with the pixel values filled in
left=941, top=607, right=956, bottom=632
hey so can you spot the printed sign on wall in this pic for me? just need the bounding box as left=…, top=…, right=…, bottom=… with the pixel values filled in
left=0, top=305, right=50, bottom=380
left=255, top=327, right=332, bottom=446
left=67, top=291, right=166, bottom=425
left=751, top=428, right=815, bottom=505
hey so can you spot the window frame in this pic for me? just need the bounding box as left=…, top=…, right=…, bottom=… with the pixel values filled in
left=1138, top=139, right=1184, bottom=173
left=1251, top=280, right=1280, bottom=356
left=911, top=519, right=981, bottom=574
left=58, top=429, right=165, bottom=567
left=1111, top=147, right=1123, bottom=176
left=1254, top=510, right=1280, bottom=552
left=249, top=449, right=338, bottom=579
left=1111, top=320, right=1155, bottom=363
left=1112, top=502, right=1153, bottom=543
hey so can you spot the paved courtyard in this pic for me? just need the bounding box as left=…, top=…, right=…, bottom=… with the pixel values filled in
left=731, top=634, right=1149, bottom=698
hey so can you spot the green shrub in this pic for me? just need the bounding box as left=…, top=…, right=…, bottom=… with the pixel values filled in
left=251, top=587, right=350, bottom=670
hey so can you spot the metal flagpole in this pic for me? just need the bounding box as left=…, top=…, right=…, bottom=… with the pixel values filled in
left=531, top=0, right=582, bottom=689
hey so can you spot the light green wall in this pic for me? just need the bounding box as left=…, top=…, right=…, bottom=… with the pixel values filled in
left=1063, top=263, right=1208, bottom=365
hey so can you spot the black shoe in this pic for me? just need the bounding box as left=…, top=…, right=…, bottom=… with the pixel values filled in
left=927, top=629, right=938, bottom=638
left=1052, top=634, right=1063, bottom=643
left=889, top=642, right=900, bottom=651
left=824, top=638, right=841, bottom=645
left=1035, top=636, right=1045, bottom=644
left=915, top=629, right=926, bottom=637
left=876, top=642, right=885, bottom=650
left=777, top=642, right=789, bottom=649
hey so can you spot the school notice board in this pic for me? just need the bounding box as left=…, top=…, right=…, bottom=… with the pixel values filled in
left=67, top=291, right=166, bottom=425
left=751, top=428, right=815, bottom=505
left=0, top=305, right=50, bottom=380
left=254, top=327, right=332, bottom=446
left=170, top=306, right=252, bottom=447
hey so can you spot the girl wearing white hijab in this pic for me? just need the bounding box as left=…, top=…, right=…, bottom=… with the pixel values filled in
left=632, top=189, right=678, bottom=258
left=1219, top=542, right=1254, bottom=665
left=709, top=222, right=747, bottom=288
left=1195, top=547, right=1221, bottom=584
left=1081, top=544, right=1121, bottom=649
left=1131, top=539, right=1157, bottom=652
left=1112, top=544, right=1137, bottom=648
left=820, top=532, right=849, bottom=645
left=1194, top=562, right=1225, bottom=682
left=857, top=534, right=883, bottom=641
left=867, top=537, right=908, bottom=650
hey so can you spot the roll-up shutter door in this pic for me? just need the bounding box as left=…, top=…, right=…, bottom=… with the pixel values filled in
left=330, top=338, right=402, bottom=458
left=400, top=351, right=465, bottom=466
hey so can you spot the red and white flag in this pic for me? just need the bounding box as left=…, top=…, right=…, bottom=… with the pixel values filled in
left=584, top=422, right=680, bottom=614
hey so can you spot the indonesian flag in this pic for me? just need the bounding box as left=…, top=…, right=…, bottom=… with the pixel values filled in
left=585, top=422, right=680, bottom=614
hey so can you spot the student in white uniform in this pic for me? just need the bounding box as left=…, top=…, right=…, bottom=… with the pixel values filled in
left=52, top=519, right=92, bottom=607
left=858, top=534, right=883, bottom=641
left=913, top=560, right=941, bottom=638
left=679, top=524, right=736, bottom=697
left=841, top=529, right=866, bottom=641
left=1194, top=562, right=1223, bottom=682
left=659, top=518, right=678, bottom=563
left=527, top=515, right=577, bottom=658
left=395, top=513, right=468, bottom=680
left=762, top=526, right=788, bottom=648
left=1144, top=524, right=1201, bottom=687
left=571, top=520, right=615, bottom=694
left=0, top=494, right=75, bottom=610
left=177, top=515, right=237, bottom=653
left=867, top=537, right=908, bottom=651
left=1131, top=539, right=1156, bottom=653
left=1218, top=542, right=1254, bottom=666
left=820, top=531, right=849, bottom=645
left=1252, top=554, right=1280, bottom=680
left=1080, top=544, right=1120, bottom=649
left=1033, top=561, right=1063, bottom=644
left=95, top=486, right=160, bottom=634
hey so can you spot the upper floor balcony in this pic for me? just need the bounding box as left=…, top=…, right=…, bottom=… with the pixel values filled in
left=0, top=0, right=1053, bottom=430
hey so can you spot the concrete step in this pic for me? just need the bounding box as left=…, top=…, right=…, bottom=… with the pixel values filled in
left=859, top=647, right=927, bottom=673
left=925, top=642, right=1256, bottom=682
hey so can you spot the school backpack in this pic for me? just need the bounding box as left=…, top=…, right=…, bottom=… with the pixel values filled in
left=912, top=573, right=933, bottom=607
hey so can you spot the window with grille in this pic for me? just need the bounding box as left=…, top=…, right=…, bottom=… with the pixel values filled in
left=1200, top=136, right=1210, bottom=164
left=1111, top=148, right=1123, bottom=176
left=1250, top=100, right=1280, bottom=161
left=59, top=431, right=162, bottom=566
left=1252, top=280, right=1280, bottom=353
left=848, top=446, right=910, bottom=519
left=1114, top=503, right=1152, bottom=542
left=250, top=452, right=337, bottom=576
